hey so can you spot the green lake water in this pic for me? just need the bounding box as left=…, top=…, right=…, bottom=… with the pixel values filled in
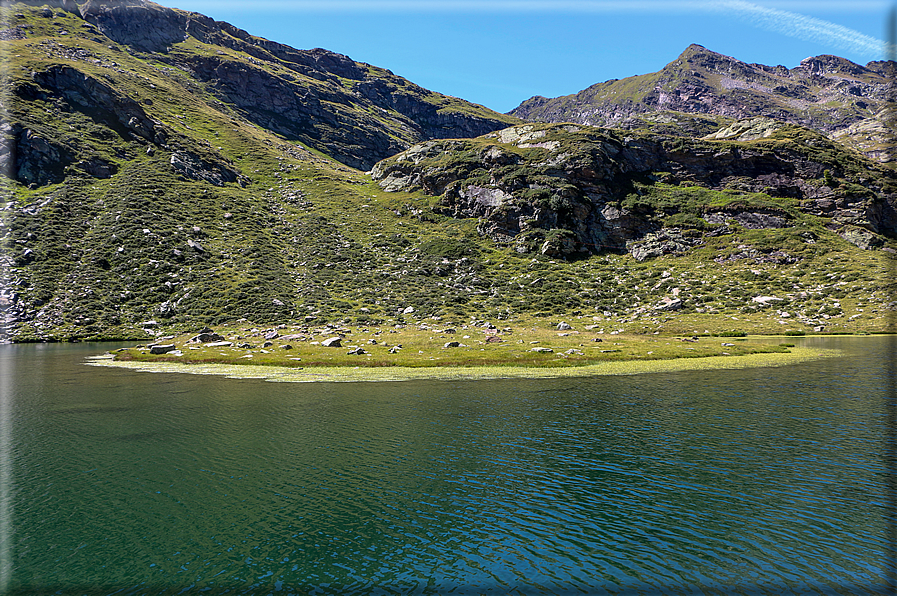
left=1, top=336, right=893, bottom=594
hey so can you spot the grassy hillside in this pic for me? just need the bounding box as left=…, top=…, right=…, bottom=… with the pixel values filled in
left=2, top=2, right=896, bottom=344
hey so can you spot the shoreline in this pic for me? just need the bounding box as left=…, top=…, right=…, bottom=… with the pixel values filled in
left=87, top=346, right=839, bottom=383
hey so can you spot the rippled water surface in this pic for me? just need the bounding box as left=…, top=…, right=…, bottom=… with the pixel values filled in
left=3, top=337, right=894, bottom=594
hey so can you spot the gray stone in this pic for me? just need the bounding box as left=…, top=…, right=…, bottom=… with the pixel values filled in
left=838, top=227, right=883, bottom=250
left=149, top=344, right=176, bottom=354
left=557, top=322, right=572, bottom=330
left=204, top=341, right=233, bottom=348
left=322, top=337, right=342, bottom=347
left=189, top=332, right=223, bottom=343
left=530, top=347, right=553, bottom=353
left=653, top=298, right=683, bottom=312
left=444, top=341, right=460, bottom=348
left=347, top=347, right=366, bottom=355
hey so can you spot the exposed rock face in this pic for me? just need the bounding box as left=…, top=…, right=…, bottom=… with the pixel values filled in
left=70, top=1, right=519, bottom=170
left=372, top=122, right=897, bottom=259
left=170, top=151, right=243, bottom=187
left=31, top=65, right=162, bottom=142
left=511, top=44, right=894, bottom=162
left=8, top=126, right=73, bottom=186
left=80, top=0, right=190, bottom=52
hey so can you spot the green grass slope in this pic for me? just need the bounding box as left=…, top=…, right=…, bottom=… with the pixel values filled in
left=1, top=3, right=895, bottom=343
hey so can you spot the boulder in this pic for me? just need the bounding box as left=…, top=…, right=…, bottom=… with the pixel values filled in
left=149, top=344, right=176, bottom=354
left=322, top=337, right=342, bottom=347
left=530, top=347, right=553, bottom=353
left=346, top=347, right=366, bottom=355
left=189, top=332, right=223, bottom=343
left=170, top=151, right=242, bottom=187
left=654, top=298, right=683, bottom=312
left=444, top=341, right=460, bottom=348
left=557, top=322, right=572, bottom=330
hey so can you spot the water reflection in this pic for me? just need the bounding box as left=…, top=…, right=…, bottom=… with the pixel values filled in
left=3, top=338, right=893, bottom=595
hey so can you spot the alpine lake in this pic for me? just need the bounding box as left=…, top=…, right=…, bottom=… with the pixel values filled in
left=2, top=335, right=893, bottom=595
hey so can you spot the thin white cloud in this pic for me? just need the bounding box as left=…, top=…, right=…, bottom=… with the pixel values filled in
left=710, top=0, right=888, bottom=57
left=174, top=0, right=890, bottom=58
left=174, top=0, right=888, bottom=12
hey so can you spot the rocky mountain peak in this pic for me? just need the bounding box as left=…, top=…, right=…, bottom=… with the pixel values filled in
left=510, top=45, right=894, bottom=163
left=798, top=54, right=868, bottom=76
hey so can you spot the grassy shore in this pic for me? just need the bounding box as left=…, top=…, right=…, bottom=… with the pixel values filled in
left=99, top=318, right=842, bottom=382
left=91, top=346, right=836, bottom=382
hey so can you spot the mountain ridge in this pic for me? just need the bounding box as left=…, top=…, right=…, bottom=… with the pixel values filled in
left=510, top=44, right=893, bottom=163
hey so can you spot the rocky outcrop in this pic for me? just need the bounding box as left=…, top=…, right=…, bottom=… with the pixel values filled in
left=170, top=151, right=243, bottom=187
left=80, top=0, right=190, bottom=53
left=5, top=125, right=73, bottom=187
left=372, top=122, right=897, bottom=259
left=30, top=65, right=163, bottom=143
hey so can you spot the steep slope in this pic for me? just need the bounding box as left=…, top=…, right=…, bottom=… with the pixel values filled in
left=1, top=2, right=896, bottom=342
left=0, top=0, right=513, bottom=340
left=28, top=0, right=519, bottom=171
left=511, top=44, right=894, bottom=163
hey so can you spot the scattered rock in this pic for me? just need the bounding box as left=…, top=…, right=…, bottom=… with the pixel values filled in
left=170, top=151, right=242, bottom=187
left=531, top=347, right=553, bottom=353
left=204, top=341, right=233, bottom=348
left=322, top=337, right=342, bottom=347
left=838, top=227, right=883, bottom=250
left=189, top=332, right=223, bottom=343
left=653, top=298, right=682, bottom=311
left=346, top=347, right=365, bottom=355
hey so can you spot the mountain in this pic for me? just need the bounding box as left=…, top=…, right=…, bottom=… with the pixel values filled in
left=510, top=44, right=894, bottom=163
left=13, top=0, right=518, bottom=173
left=2, top=2, right=896, bottom=343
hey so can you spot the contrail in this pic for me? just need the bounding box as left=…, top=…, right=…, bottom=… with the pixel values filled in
left=175, top=0, right=889, bottom=58
left=711, top=0, right=888, bottom=58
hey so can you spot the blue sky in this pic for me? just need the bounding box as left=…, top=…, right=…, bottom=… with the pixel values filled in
left=164, top=0, right=892, bottom=113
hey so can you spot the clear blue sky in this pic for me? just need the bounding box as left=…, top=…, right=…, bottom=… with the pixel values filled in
left=164, top=0, right=893, bottom=114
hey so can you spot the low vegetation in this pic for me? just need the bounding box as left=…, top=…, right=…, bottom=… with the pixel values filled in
left=2, top=2, right=896, bottom=358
